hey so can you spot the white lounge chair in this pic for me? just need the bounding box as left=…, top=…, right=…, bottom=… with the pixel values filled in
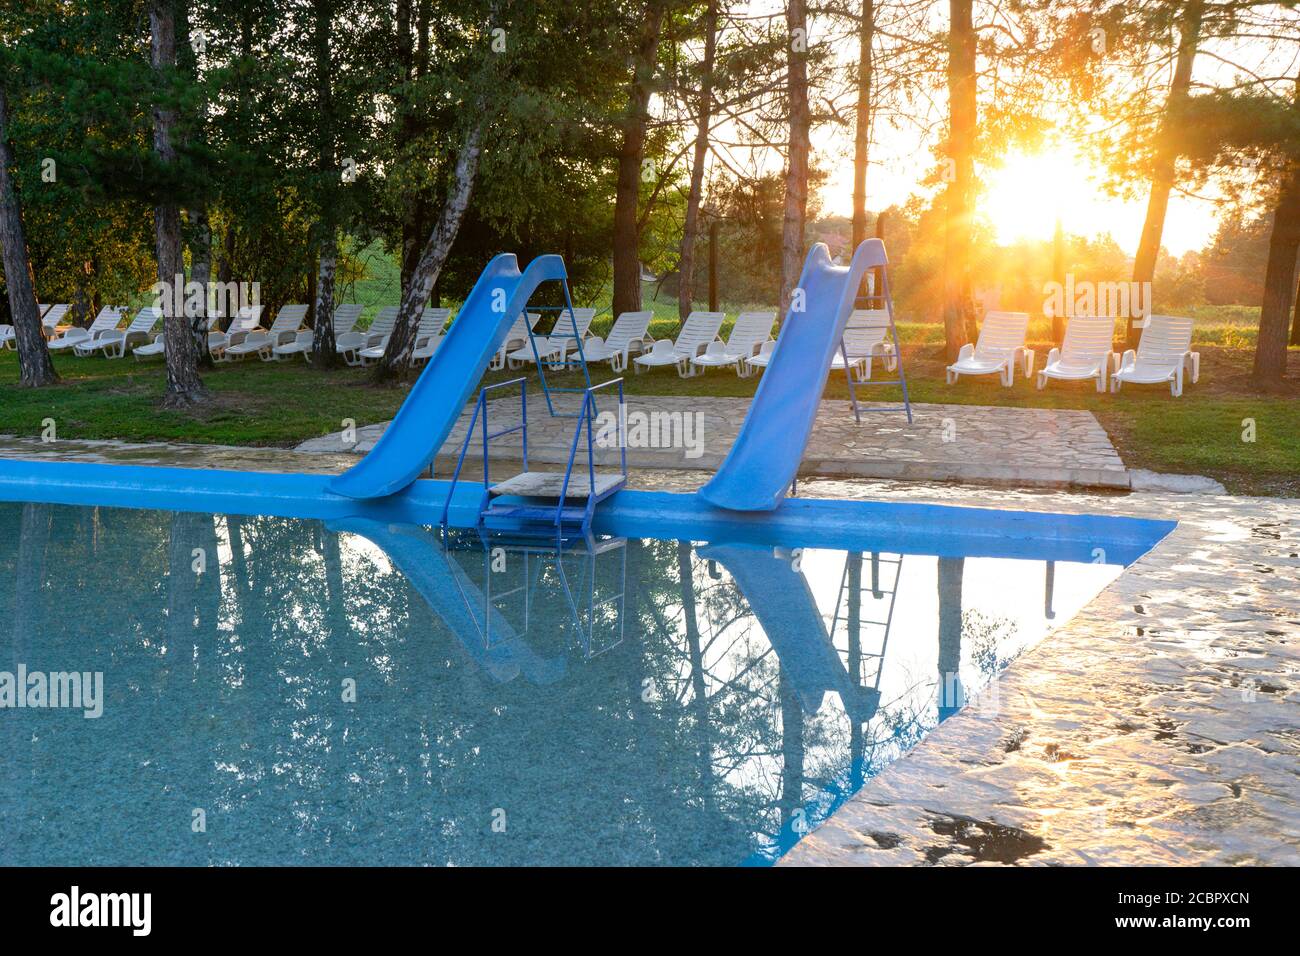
left=75, top=307, right=161, bottom=358
left=1, top=304, right=68, bottom=349
left=411, top=308, right=455, bottom=364
left=506, top=308, right=595, bottom=368
left=488, top=312, right=541, bottom=370
left=1111, top=314, right=1199, bottom=397
left=205, top=306, right=265, bottom=360
left=339, top=306, right=398, bottom=365
left=633, top=310, right=725, bottom=376
left=270, top=303, right=364, bottom=361
left=218, top=304, right=307, bottom=361
left=580, top=311, right=653, bottom=371
left=690, top=311, right=776, bottom=376
left=360, top=308, right=450, bottom=365
left=133, top=313, right=223, bottom=360
left=46, top=306, right=125, bottom=353
left=945, top=311, right=1033, bottom=387
left=1037, top=315, right=1116, bottom=392
left=742, top=338, right=778, bottom=376
left=830, top=309, right=897, bottom=383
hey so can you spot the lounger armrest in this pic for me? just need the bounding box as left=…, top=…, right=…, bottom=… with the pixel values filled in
left=240, top=331, right=270, bottom=347
left=1045, top=347, right=1060, bottom=366
left=365, top=331, right=389, bottom=348
left=227, top=329, right=254, bottom=347
left=1117, top=348, right=1136, bottom=372
left=956, top=343, right=974, bottom=362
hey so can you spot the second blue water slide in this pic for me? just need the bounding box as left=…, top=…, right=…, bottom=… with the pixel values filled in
left=329, top=253, right=568, bottom=500
left=698, top=239, right=887, bottom=512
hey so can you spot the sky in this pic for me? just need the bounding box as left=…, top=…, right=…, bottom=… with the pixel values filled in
left=816, top=134, right=1222, bottom=256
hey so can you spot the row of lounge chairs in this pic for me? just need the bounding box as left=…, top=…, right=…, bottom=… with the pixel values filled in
left=3, top=300, right=1201, bottom=396
left=946, top=311, right=1200, bottom=396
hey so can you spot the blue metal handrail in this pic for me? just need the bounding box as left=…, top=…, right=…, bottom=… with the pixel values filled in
left=556, top=377, right=626, bottom=531
left=440, top=377, right=528, bottom=530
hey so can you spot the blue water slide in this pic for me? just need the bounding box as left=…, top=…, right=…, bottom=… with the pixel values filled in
left=698, top=542, right=879, bottom=723
left=698, top=240, right=887, bottom=512
left=328, top=253, right=570, bottom=500
left=329, top=518, right=566, bottom=685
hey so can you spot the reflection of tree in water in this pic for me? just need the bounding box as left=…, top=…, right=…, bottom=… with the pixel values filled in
left=0, top=509, right=1027, bottom=865
left=964, top=610, right=1020, bottom=679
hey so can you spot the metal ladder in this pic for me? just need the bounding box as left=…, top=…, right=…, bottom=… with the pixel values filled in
left=841, top=267, right=912, bottom=424
left=441, top=378, right=627, bottom=539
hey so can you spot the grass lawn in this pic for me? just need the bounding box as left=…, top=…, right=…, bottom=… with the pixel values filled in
left=2, top=327, right=1296, bottom=496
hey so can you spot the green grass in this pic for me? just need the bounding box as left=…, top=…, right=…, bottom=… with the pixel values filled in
left=3, top=338, right=1295, bottom=496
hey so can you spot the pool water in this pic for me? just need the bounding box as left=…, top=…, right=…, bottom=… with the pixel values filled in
left=0, top=502, right=1125, bottom=866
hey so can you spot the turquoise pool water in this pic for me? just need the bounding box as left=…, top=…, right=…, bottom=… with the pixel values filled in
left=0, top=501, right=1130, bottom=866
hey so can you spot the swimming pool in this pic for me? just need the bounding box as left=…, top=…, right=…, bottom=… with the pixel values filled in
left=0, top=500, right=1168, bottom=866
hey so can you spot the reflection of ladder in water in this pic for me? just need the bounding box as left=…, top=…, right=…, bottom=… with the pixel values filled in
left=829, top=552, right=903, bottom=695
left=444, top=530, right=627, bottom=658
left=554, top=535, right=627, bottom=659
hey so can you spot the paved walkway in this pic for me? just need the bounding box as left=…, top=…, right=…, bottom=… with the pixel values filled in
left=296, top=395, right=1131, bottom=489
left=777, top=479, right=1300, bottom=867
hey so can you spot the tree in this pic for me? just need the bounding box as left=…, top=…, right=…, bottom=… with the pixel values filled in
left=1130, top=0, right=1205, bottom=345
left=941, top=0, right=977, bottom=360
left=612, top=0, right=669, bottom=318
left=851, top=0, right=874, bottom=252
left=0, top=82, right=57, bottom=387
left=676, top=0, right=718, bottom=320
left=150, top=0, right=205, bottom=406
left=780, top=0, right=811, bottom=316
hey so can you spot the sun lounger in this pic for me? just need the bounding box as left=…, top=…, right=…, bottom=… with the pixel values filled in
left=690, top=311, right=777, bottom=376
left=1036, top=315, right=1116, bottom=392
left=270, top=303, right=364, bottom=361
left=579, top=311, right=654, bottom=371
left=945, top=311, right=1033, bottom=386
left=632, top=310, right=725, bottom=376
left=1111, top=314, right=1199, bottom=397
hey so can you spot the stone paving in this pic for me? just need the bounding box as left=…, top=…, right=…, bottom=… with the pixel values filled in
left=776, top=478, right=1300, bottom=867
left=295, top=395, right=1133, bottom=489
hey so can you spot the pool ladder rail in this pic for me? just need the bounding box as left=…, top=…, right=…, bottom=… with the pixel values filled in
left=440, top=377, right=628, bottom=539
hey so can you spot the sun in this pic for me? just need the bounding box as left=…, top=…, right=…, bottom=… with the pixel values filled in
left=981, top=148, right=1106, bottom=244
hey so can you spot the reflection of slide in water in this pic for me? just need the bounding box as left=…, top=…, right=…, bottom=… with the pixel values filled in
left=328, top=518, right=565, bottom=685
left=698, top=542, right=879, bottom=724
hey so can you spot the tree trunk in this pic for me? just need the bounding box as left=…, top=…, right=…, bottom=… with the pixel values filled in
left=1253, top=164, right=1300, bottom=389
left=780, top=0, right=811, bottom=317
left=151, top=0, right=205, bottom=406
left=0, top=86, right=57, bottom=387
left=612, top=1, right=666, bottom=318
left=676, top=0, right=717, bottom=320
left=188, top=205, right=214, bottom=368
left=1130, top=0, right=1204, bottom=346
left=310, top=0, right=339, bottom=369
left=312, top=234, right=338, bottom=367
left=373, top=121, right=484, bottom=383
left=851, top=0, right=874, bottom=251
left=942, top=0, right=977, bottom=360
left=1291, top=268, right=1300, bottom=346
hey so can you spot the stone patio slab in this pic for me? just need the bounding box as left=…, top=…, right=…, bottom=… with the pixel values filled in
left=294, top=395, right=1132, bottom=490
